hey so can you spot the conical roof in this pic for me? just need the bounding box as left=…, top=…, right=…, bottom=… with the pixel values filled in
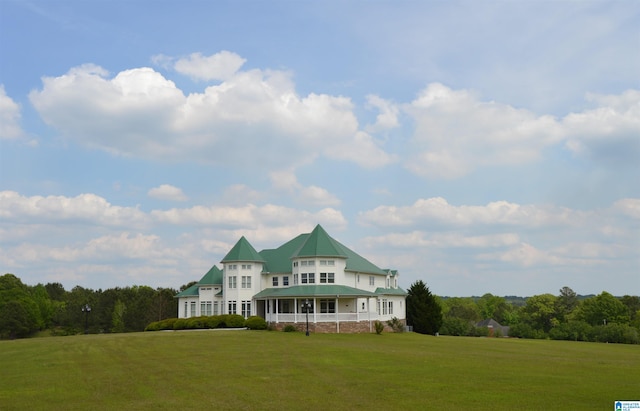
left=291, top=224, right=347, bottom=258
left=221, top=236, right=265, bottom=263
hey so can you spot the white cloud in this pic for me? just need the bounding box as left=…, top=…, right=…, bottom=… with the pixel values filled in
left=358, top=197, right=582, bottom=228
left=173, top=51, right=246, bottom=81
left=29, top=59, right=393, bottom=170
left=365, top=94, right=399, bottom=132
left=148, top=184, right=188, bottom=202
left=151, top=203, right=345, bottom=228
left=0, top=191, right=148, bottom=227
left=362, top=231, right=520, bottom=248
left=613, top=198, right=640, bottom=219
left=0, top=85, right=24, bottom=140
left=403, top=83, right=639, bottom=179
left=563, top=89, right=640, bottom=166
left=269, top=169, right=341, bottom=207
left=404, top=83, right=563, bottom=179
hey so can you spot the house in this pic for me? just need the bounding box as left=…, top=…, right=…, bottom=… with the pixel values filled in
left=476, top=318, right=509, bottom=337
left=176, top=224, right=407, bottom=333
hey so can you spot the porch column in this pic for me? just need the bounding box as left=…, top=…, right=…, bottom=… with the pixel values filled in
left=313, top=298, right=317, bottom=323
left=275, top=299, right=279, bottom=323
left=368, top=297, right=372, bottom=332
left=294, top=298, right=298, bottom=323
left=335, top=297, right=339, bottom=333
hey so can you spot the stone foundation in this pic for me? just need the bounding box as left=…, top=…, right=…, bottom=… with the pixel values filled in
left=269, top=319, right=406, bottom=334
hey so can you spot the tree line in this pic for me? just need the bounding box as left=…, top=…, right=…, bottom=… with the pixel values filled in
left=2, top=273, right=638, bottom=344
left=0, top=273, right=178, bottom=339
left=435, top=286, right=640, bottom=344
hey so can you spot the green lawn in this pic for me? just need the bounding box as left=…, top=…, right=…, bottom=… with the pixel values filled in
left=0, top=330, right=638, bottom=410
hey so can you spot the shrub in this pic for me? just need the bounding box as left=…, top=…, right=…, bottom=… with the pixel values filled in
left=245, top=316, right=267, bottom=330
left=283, top=324, right=297, bottom=332
left=374, top=321, right=384, bottom=335
left=205, top=316, right=221, bottom=329
left=173, top=318, right=189, bottom=330
left=549, top=321, right=593, bottom=342
left=440, top=317, right=473, bottom=336
left=224, top=314, right=246, bottom=328
left=386, top=317, right=405, bottom=333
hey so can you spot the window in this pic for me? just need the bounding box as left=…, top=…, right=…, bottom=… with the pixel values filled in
left=272, top=276, right=279, bottom=287
left=294, top=274, right=299, bottom=285
left=242, top=276, right=251, bottom=288
left=369, top=276, right=375, bottom=286
left=190, top=301, right=196, bottom=317
left=283, top=276, right=289, bottom=286
left=228, top=264, right=237, bottom=270
left=320, top=299, right=336, bottom=313
left=320, top=273, right=335, bottom=283
left=362, top=302, right=365, bottom=310
left=184, top=302, right=188, bottom=317
left=377, top=300, right=381, bottom=315
left=301, top=261, right=308, bottom=266
left=228, top=301, right=237, bottom=315
left=228, top=276, right=237, bottom=289
left=293, top=261, right=298, bottom=267
left=327, top=260, right=335, bottom=266
left=320, top=260, right=327, bottom=266
left=357, top=274, right=360, bottom=283
left=389, top=301, right=394, bottom=315
left=213, top=301, right=219, bottom=315
left=386, top=278, right=390, bottom=288
left=201, top=301, right=212, bottom=316
left=308, top=260, right=315, bottom=266
left=242, top=264, right=252, bottom=270
left=241, top=301, right=251, bottom=318
left=308, top=273, right=315, bottom=284
left=301, top=273, right=308, bottom=284
left=382, top=299, right=388, bottom=315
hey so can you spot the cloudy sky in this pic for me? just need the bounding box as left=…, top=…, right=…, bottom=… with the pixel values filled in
left=1, top=1, right=638, bottom=297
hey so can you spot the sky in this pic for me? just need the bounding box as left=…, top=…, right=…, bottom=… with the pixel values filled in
left=0, top=0, right=638, bottom=297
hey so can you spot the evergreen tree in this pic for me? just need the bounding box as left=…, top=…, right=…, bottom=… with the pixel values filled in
left=406, top=280, right=442, bottom=335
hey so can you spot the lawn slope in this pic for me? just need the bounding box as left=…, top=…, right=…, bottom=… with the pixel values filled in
left=0, top=331, right=637, bottom=410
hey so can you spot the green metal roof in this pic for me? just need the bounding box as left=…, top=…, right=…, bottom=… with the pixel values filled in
left=374, top=287, right=407, bottom=296
left=291, top=224, right=347, bottom=259
left=258, top=224, right=387, bottom=276
left=253, top=285, right=377, bottom=299
left=174, top=283, right=199, bottom=298
left=259, top=234, right=307, bottom=273
left=221, top=236, right=265, bottom=263
left=199, top=265, right=223, bottom=285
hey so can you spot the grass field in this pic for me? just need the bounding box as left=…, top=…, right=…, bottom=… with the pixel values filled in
left=0, top=330, right=638, bottom=410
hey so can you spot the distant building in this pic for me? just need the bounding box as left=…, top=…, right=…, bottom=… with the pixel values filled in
left=176, top=224, right=407, bottom=333
left=476, top=318, right=509, bottom=337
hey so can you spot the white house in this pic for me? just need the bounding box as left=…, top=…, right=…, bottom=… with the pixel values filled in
left=176, top=224, right=407, bottom=333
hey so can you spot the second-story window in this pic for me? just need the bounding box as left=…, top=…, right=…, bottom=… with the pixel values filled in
left=241, top=276, right=251, bottom=289
left=272, top=276, right=279, bottom=287
left=229, top=276, right=237, bottom=289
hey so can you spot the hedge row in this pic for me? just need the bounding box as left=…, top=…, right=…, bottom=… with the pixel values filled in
left=145, top=315, right=267, bottom=331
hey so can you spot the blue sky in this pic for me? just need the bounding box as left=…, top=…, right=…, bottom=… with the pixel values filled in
left=1, top=0, right=638, bottom=296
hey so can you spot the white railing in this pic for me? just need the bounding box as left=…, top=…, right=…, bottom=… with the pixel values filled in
left=265, top=312, right=379, bottom=323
